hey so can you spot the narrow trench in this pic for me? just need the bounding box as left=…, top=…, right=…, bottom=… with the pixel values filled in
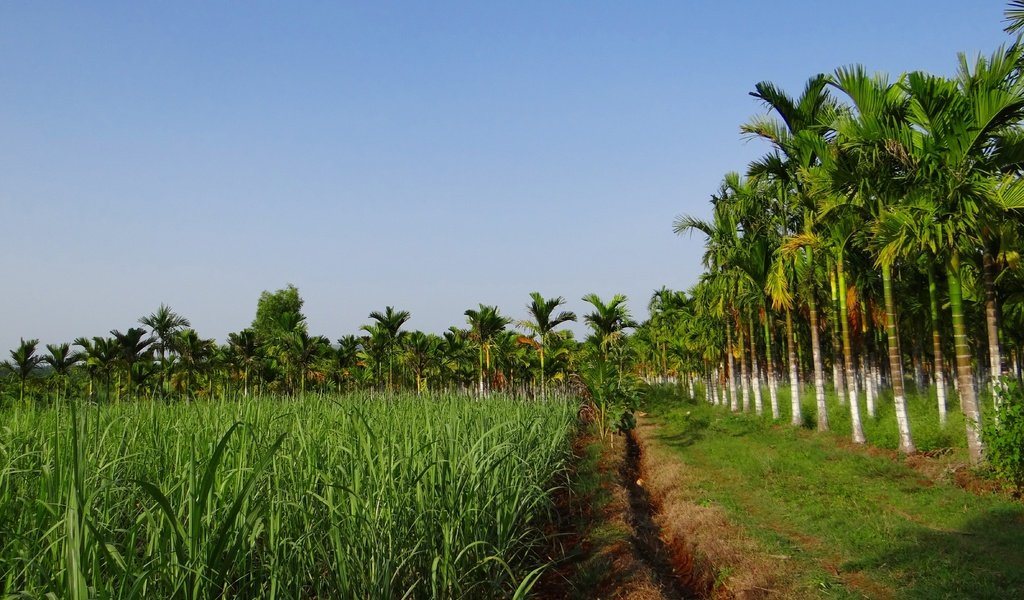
left=620, top=431, right=703, bottom=600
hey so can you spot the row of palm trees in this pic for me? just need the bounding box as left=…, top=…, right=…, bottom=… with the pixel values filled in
left=667, top=23, right=1024, bottom=463
left=1, top=292, right=638, bottom=404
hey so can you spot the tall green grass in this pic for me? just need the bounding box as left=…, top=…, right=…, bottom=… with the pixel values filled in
left=0, top=393, right=577, bottom=599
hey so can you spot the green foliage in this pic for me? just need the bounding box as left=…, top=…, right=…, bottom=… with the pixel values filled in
left=252, top=284, right=305, bottom=340
left=983, top=379, right=1024, bottom=491
left=581, top=357, right=643, bottom=439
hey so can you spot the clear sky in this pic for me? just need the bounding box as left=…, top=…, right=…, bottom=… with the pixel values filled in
left=0, top=1, right=1010, bottom=351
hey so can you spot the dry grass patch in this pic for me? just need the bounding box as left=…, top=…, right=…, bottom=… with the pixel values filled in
left=635, top=421, right=799, bottom=599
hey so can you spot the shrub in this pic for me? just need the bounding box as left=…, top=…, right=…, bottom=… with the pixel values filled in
left=983, top=379, right=1024, bottom=492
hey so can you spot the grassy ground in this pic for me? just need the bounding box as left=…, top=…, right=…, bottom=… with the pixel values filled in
left=642, top=386, right=1024, bottom=599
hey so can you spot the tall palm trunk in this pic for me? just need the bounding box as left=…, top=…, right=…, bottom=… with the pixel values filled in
left=764, top=311, right=780, bottom=419
left=830, top=269, right=846, bottom=406
left=807, top=250, right=829, bottom=431
left=982, top=250, right=1004, bottom=408
left=786, top=308, right=801, bottom=426
left=748, top=311, right=764, bottom=415
left=477, top=346, right=485, bottom=395
left=737, top=315, right=751, bottom=412
left=926, top=264, right=948, bottom=426
left=947, top=251, right=984, bottom=464
left=861, top=299, right=876, bottom=418
left=883, top=263, right=915, bottom=453
left=726, top=324, right=738, bottom=411
left=838, top=260, right=865, bottom=443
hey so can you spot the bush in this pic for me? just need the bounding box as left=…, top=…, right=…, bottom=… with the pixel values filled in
left=983, top=379, right=1024, bottom=492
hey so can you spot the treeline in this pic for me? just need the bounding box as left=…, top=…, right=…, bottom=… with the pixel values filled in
left=0, top=285, right=639, bottom=405
left=665, top=8, right=1024, bottom=465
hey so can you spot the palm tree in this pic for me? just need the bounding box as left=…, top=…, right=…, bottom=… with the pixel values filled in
left=743, top=74, right=838, bottom=431
left=581, top=294, right=636, bottom=360
left=110, top=328, right=155, bottom=401
left=174, top=329, right=215, bottom=400
left=403, top=331, right=441, bottom=394
left=44, top=342, right=81, bottom=402
left=284, top=330, right=330, bottom=397
left=464, top=305, right=511, bottom=394
left=140, top=304, right=191, bottom=396
left=676, top=194, right=744, bottom=410
left=76, top=336, right=120, bottom=402
left=334, top=335, right=361, bottom=392
left=827, top=64, right=918, bottom=452
left=879, top=47, right=1024, bottom=463
left=1005, top=1, right=1024, bottom=33
left=366, top=306, right=411, bottom=391
left=3, top=338, right=43, bottom=406
left=521, top=292, right=577, bottom=399
left=227, top=328, right=261, bottom=397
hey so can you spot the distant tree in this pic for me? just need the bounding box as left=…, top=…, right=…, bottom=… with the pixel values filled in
left=76, top=336, right=120, bottom=401
left=366, top=306, right=411, bottom=391
left=227, top=328, right=262, bottom=397
left=44, top=342, right=82, bottom=402
left=520, top=292, right=577, bottom=399
left=404, top=331, right=441, bottom=393
left=173, top=329, right=215, bottom=400
left=465, top=305, right=511, bottom=394
left=110, top=328, right=154, bottom=401
left=140, top=303, right=191, bottom=395
left=2, top=338, right=43, bottom=405
left=582, top=294, right=635, bottom=359
left=252, top=284, right=305, bottom=341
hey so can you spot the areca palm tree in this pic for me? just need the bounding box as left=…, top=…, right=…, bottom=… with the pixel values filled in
left=227, top=328, right=261, bottom=397
left=744, top=74, right=838, bottom=431
left=366, top=306, right=411, bottom=391
left=3, top=338, right=42, bottom=406
left=403, top=331, right=441, bottom=394
left=284, top=330, right=331, bottom=397
left=44, top=342, right=81, bottom=402
left=174, top=329, right=215, bottom=400
left=521, top=292, right=577, bottom=399
left=75, top=336, right=120, bottom=401
left=827, top=64, right=919, bottom=452
left=110, top=328, right=155, bottom=401
left=464, top=305, right=511, bottom=394
left=875, top=47, right=1024, bottom=463
left=581, top=294, right=636, bottom=360
left=140, top=304, right=191, bottom=395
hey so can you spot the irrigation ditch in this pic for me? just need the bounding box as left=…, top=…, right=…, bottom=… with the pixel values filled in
left=621, top=429, right=711, bottom=599
left=535, top=420, right=733, bottom=599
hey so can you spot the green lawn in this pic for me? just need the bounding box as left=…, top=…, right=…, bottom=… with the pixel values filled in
left=643, top=387, right=1024, bottom=599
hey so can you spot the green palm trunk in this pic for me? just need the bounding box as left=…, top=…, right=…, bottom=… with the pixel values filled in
left=830, top=268, right=847, bottom=406
left=982, top=250, right=1004, bottom=410
left=838, top=260, right=864, bottom=443
left=725, top=323, right=738, bottom=411
left=926, top=263, right=948, bottom=426
left=947, top=251, right=984, bottom=464
left=883, top=263, right=915, bottom=454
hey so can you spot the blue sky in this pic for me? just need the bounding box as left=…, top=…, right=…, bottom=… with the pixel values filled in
left=0, top=1, right=1009, bottom=350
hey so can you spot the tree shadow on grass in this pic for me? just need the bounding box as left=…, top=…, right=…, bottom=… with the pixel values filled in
left=844, top=505, right=1024, bottom=599
left=655, top=412, right=713, bottom=448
